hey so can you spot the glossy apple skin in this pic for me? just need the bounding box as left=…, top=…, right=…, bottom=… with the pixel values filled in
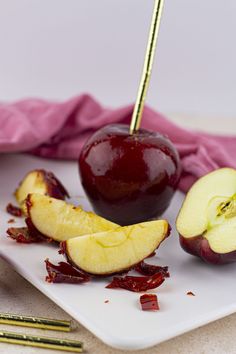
left=79, top=124, right=181, bottom=225
left=179, top=235, right=236, bottom=265
left=40, top=170, right=69, bottom=200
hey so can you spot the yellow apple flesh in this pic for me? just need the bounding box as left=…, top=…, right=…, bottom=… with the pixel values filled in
left=26, top=193, right=118, bottom=242
left=64, top=219, right=169, bottom=275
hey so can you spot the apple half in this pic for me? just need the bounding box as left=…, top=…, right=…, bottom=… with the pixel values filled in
left=63, top=219, right=169, bottom=275
left=26, top=193, right=118, bottom=242
left=176, top=168, right=236, bottom=264
left=15, top=170, right=69, bottom=212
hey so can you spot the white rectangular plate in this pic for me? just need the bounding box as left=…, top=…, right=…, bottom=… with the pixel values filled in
left=1, top=153, right=236, bottom=351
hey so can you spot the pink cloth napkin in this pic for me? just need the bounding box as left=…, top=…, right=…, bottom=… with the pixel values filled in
left=1, top=94, right=235, bottom=192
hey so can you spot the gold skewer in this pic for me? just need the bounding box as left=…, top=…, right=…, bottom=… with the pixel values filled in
left=0, top=313, right=71, bottom=332
left=0, top=330, right=83, bottom=352
left=130, top=0, right=165, bottom=134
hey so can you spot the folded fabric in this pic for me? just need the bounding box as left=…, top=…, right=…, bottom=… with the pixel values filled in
left=0, top=94, right=235, bottom=192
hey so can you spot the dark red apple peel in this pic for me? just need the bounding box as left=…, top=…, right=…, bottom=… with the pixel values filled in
left=140, top=294, right=159, bottom=311
left=106, top=272, right=165, bottom=292
left=7, top=227, right=43, bottom=243
left=6, top=203, right=22, bottom=217
left=179, top=235, right=236, bottom=265
left=134, top=260, right=169, bottom=277
left=179, top=235, right=203, bottom=257
left=8, top=219, right=15, bottom=224
left=45, top=259, right=91, bottom=284
left=41, top=170, right=70, bottom=200
left=187, top=291, right=195, bottom=296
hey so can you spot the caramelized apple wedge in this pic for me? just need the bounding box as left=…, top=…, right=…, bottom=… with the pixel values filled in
left=26, top=194, right=118, bottom=242
left=63, top=220, right=169, bottom=275
left=15, top=170, right=69, bottom=212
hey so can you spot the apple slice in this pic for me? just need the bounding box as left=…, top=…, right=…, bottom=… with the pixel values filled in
left=176, top=168, right=236, bottom=264
left=26, top=193, right=118, bottom=242
left=15, top=170, right=69, bottom=212
left=63, top=220, right=169, bottom=275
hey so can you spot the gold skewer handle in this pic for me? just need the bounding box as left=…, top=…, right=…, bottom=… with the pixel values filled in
left=0, top=313, right=71, bottom=332
left=130, top=0, right=165, bottom=134
left=0, top=330, right=83, bottom=352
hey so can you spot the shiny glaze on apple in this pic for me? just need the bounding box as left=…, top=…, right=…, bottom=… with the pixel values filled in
left=79, top=124, right=181, bottom=225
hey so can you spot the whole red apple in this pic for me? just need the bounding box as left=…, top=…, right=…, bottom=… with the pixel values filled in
left=79, top=124, right=181, bottom=225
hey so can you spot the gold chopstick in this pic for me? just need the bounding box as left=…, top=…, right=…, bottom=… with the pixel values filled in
left=0, top=313, right=71, bottom=332
left=0, top=330, right=83, bottom=352
left=130, top=0, right=165, bottom=134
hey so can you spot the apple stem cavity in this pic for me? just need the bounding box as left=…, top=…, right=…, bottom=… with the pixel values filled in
left=207, top=194, right=236, bottom=229
left=218, top=195, right=236, bottom=219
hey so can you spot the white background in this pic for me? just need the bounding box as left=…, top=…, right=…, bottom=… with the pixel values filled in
left=0, top=0, right=236, bottom=117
